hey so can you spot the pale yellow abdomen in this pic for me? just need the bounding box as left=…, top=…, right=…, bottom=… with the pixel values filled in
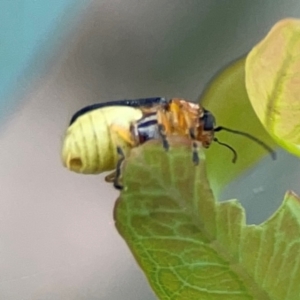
left=61, top=106, right=143, bottom=174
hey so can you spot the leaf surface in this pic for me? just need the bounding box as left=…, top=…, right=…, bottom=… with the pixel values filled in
left=200, top=57, right=276, bottom=195
left=246, top=18, right=300, bottom=157
left=115, top=139, right=300, bottom=300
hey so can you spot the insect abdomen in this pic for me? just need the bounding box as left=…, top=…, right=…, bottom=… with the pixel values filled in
left=62, top=106, right=142, bottom=174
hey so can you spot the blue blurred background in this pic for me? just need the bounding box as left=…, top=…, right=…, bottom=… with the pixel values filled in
left=0, top=0, right=82, bottom=113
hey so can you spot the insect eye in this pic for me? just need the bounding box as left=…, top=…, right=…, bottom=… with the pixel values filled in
left=200, top=110, right=216, bottom=131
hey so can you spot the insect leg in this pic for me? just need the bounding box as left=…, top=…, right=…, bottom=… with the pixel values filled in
left=191, top=141, right=200, bottom=165
left=182, top=109, right=200, bottom=165
left=168, top=100, right=180, bottom=128
left=156, top=109, right=170, bottom=151
left=189, top=127, right=200, bottom=165
left=167, top=99, right=200, bottom=164
left=110, top=124, right=137, bottom=146
left=114, top=146, right=125, bottom=190
left=105, top=171, right=116, bottom=183
left=109, top=124, right=137, bottom=190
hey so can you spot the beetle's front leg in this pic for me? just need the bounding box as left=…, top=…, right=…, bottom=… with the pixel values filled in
left=181, top=109, right=200, bottom=165
left=188, top=127, right=200, bottom=165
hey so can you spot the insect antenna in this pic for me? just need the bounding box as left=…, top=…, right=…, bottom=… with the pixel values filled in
left=214, top=126, right=276, bottom=160
left=213, top=137, right=237, bottom=163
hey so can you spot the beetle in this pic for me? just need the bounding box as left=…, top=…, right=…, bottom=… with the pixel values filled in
left=62, top=97, right=171, bottom=187
left=62, top=97, right=276, bottom=189
left=62, top=98, right=166, bottom=173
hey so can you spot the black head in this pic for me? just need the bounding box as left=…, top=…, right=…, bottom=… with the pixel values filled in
left=200, top=109, right=216, bottom=131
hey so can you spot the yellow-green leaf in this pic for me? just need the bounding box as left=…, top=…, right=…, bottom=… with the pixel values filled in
left=115, top=139, right=300, bottom=300
left=246, top=18, right=300, bottom=157
left=200, top=57, right=276, bottom=196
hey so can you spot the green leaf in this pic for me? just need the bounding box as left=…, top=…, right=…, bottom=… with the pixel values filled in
left=115, top=139, right=300, bottom=300
left=246, top=18, right=300, bottom=157
left=200, top=57, right=276, bottom=196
